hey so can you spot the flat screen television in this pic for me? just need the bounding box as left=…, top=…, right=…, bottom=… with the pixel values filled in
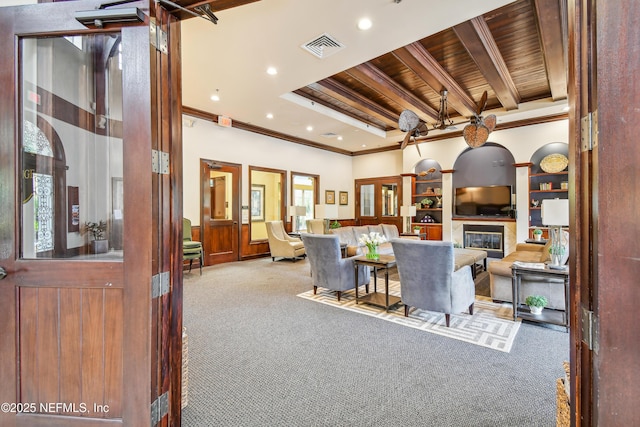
left=454, top=185, right=512, bottom=217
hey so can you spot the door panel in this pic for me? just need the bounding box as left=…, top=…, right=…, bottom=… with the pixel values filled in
left=201, top=160, right=240, bottom=265
left=0, top=2, right=153, bottom=426
left=355, top=176, right=402, bottom=230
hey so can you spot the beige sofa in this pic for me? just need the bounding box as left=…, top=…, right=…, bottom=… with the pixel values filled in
left=488, top=232, right=569, bottom=310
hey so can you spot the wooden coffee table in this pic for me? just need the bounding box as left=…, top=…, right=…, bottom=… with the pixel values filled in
left=353, top=254, right=401, bottom=311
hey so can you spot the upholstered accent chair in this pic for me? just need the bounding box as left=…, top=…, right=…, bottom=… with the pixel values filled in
left=305, top=219, right=326, bottom=234
left=265, top=220, right=306, bottom=262
left=301, top=234, right=370, bottom=302
left=390, top=239, right=475, bottom=327
left=183, top=218, right=203, bottom=275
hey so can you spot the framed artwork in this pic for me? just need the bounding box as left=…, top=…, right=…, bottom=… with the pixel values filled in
left=325, top=190, right=335, bottom=204
left=339, top=191, right=348, bottom=205
left=251, top=184, right=265, bottom=221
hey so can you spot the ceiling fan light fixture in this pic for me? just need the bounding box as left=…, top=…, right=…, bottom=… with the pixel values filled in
left=433, top=90, right=454, bottom=130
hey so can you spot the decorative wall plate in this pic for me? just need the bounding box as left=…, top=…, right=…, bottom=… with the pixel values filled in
left=540, top=153, right=568, bottom=173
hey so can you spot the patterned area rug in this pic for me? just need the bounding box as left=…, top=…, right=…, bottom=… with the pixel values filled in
left=297, top=279, right=521, bottom=353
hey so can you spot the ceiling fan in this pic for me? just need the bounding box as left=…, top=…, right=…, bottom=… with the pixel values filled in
left=462, top=91, right=497, bottom=148
left=398, top=109, right=428, bottom=156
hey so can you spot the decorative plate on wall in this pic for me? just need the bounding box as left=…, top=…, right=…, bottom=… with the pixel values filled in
left=540, top=153, right=568, bottom=173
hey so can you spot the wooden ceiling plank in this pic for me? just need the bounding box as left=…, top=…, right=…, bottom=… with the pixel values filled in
left=393, top=43, right=477, bottom=117
left=347, top=63, right=439, bottom=121
left=533, top=0, right=568, bottom=100
left=453, top=16, right=520, bottom=110
left=312, top=78, right=399, bottom=126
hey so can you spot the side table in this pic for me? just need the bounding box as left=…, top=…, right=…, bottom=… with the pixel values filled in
left=353, top=254, right=401, bottom=311
left=511, top=263, right=569, bottom=331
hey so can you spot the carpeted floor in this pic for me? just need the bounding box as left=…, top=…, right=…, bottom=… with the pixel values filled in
left=182, top=257, right=569, bottom=427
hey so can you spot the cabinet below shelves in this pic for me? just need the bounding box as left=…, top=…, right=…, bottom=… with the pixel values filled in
left=411, top=223, right=442, bottom=241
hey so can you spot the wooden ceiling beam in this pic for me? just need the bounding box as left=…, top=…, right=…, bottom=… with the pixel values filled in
left=453, top=16, right=520, bottom=110
left=533, top=0, right=568, bottom=100
left=310, top=78, right=399, bottom=126
left=347, top=62, right=439, bottom=122
left=393, top=43, right=477, bottom=118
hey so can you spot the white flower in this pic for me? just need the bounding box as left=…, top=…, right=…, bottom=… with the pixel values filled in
left=358, top=232, right=387, bottom=247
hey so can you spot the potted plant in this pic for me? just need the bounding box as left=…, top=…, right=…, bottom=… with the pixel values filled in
left=85, top=220, right=108, bottom=254
left=420, top=198, right=433, bottom=209
left=533, top=228, right=543, bottom=241
left=525, top=295, right=548, bottom=315
left=329, top=220, right=341, bottom=229
left=549, top=245, right=566, bottom=267
left=413, top=225, right=422, bottom=234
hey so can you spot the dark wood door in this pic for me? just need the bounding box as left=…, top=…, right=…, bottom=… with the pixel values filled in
left=201, top=159, right=241, bottom=265
left=0, top=2, right=161, bottom=426
left=569, top=1, right=640, bottom=425
left=355, top=176, right=403, bottom=230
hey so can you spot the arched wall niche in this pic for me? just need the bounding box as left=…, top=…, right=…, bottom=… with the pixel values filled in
left=452, top=142, right=516, bottom=190
left=530, top=142, right=569, bottom=173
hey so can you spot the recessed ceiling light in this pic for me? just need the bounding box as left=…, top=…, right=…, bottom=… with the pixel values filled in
left=562, top=106, right=570, bottom=112
left=357, top=17, right=372, bottom=31
left=266, top=113, right=273, bottom=119
left=210, top=94, right=220, bottom=101
left=306, top=125, right=313, bottom=132
left=337, top=136, right=343, bottom=141
left=267, top=67, right=278, bottom=75
left=361, top=144, right=367, bottom=147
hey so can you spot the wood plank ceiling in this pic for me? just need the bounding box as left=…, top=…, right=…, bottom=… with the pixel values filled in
left=176, top=0, right=567, bottom=153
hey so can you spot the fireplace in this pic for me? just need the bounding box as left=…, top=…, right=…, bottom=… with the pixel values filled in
left=463, top=224, right=505, bottom=258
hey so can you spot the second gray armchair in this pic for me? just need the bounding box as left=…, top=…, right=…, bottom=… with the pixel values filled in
left=390, top=239, right=475, bottom=327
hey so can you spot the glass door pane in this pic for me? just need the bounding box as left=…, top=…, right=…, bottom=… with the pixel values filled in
left=360, top=184, right=375, bottom=217
left=20, top=34, right=124, bottom=259
left=210, top=171, right=232, bottom=220
left=381, top=183, right=398, bottom=217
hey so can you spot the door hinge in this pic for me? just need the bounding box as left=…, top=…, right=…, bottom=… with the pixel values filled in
left=149, top=23, right=168, bottom=54
left=150, top=391, right=169, bottom=426
left=581, top=110, right=598, bottom=152
left=152, top=149, right=170, bottom=175
left=152, top=271, right=170, bottom=298
left=581, top=306, right=599, bottom=353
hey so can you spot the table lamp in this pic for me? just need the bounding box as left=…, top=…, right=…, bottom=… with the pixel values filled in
left=541, top=198, right=569, bottom=268
left=288, top=205, right=306, bottom=232
left=315, top=204, right=339, bottom=233
left=400, top=205, right=417, bottom=234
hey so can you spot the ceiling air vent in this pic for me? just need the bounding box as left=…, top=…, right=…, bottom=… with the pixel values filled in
left=301, top=33, right=345, bottom=59
left=321, top=132, right=339, bottom=138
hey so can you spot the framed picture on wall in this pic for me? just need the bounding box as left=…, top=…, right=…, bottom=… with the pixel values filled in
left=251, top=184, right=265, bottom=221
left=339, top=191, right=348, bottom=205
left=325, top=190, right=335, bottom=204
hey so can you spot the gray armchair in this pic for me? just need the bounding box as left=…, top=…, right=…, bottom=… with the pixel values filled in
left=390, top=239, right=475, bottom=327
left=301, top=234, right=370, bottom=302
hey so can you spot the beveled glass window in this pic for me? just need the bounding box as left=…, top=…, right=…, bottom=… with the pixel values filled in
left=20, top=34, right=124, bottom=259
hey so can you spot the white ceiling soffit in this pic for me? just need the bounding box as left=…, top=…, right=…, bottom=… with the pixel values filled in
left=280, top=92, right=386, bottom=138
left=301, top=33, right=345, bottom=59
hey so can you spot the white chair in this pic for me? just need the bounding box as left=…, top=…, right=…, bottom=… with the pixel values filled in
left=265, top=220, right=306, bottom=262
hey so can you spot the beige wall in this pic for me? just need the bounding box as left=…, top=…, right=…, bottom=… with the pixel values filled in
left=183, top=114, right=568, bottom=244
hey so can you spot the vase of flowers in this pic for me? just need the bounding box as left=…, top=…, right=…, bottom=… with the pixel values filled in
left=359, top=232, right=387, bottom=260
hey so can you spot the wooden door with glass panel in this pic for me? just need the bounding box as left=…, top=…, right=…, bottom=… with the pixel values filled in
left=0, top=4, right=154, bottom=426
left=355, top=176, right=402, bottom=230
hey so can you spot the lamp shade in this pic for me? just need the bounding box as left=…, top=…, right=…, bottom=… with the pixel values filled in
left=288, top=205, right=306, bottom=218
left=541, top=199, right=569, bottom=226
left=400, top=205, right=417, bottom=217
left=315, top=204, right=338, bottom=219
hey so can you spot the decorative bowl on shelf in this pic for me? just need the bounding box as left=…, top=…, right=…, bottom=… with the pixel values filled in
left=540, top=153, right=568, bottom=173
